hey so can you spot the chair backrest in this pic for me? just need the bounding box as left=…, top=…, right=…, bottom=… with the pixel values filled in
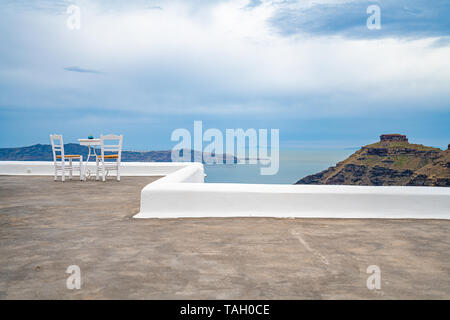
left=50, top=134, right=65, bottom=162
left=100, top=134, right=123, bottom=161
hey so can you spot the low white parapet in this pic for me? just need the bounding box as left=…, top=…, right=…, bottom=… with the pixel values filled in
left=1, top=161, right=448, bottom=219
left=0, top=161, right=189, bottom=176
left=135, top=163, right=450, bottom=219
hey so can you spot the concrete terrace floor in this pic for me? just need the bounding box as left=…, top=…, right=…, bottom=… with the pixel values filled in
left=0, top=175, right=449, bottom=299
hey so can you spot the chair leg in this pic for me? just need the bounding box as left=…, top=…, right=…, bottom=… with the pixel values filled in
left=69, top=158, right=73, bottom=180
left=79, top=156, right=84, bottom=181
left=102, top=165, right=105, bottom=182
left=54, top=166, right=58, bottom=181
left=117, top=162, right=120, bottom=181
left=96, top=157, right=99, bottom=181
left=61, top=164, right=65, bottom=182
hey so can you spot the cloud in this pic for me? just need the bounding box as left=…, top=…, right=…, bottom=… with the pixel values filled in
left=431, top=36, right=450, bottom=48
left=0, top=0, right=449, bottom=119
left=64, top=66, right=103, bottom=74
left=245, top=0, right=263, bottom=9
left=0, top=0, right=449, bottom=149
left=269, top=0, right=450, bottom=40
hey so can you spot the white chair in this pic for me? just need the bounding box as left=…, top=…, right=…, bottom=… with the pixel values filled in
left=95, top=134, right=123, bottom=182
left=50, top=134, right=84, bottom=182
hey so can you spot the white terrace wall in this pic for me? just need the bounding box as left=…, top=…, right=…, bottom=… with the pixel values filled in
left=0, top=161, right=188, bottom=177
left=1, top=161, right=449, bottom=219
left=134, top=162, right=450, bottom=220
left=135, top=181, right=450, bottom=219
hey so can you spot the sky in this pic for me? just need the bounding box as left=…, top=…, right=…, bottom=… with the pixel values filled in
left=0, top=0, right=449, bottom=150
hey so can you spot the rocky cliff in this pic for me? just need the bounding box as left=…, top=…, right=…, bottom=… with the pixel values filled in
left=295, top=135, right=449, bottom=187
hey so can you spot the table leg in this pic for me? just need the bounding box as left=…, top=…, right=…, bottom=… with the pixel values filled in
left=93, top=147, right=99, bottom=180
left=84, top=146, right=92, bottom=180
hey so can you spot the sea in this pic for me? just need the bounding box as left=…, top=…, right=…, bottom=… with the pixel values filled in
left=204, top=149, right=356, bottom=184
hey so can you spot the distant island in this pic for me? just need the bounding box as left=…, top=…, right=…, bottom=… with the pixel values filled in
left=0, top=143, right=237, bottom=164
left=296, top=134, right=449, bottom=187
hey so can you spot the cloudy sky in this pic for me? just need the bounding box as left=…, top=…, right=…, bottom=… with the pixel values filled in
left=0, top=0, right=449, bottom=150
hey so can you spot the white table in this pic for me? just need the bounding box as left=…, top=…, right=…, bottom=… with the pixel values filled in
left=78, top=138, right=101, bottom=180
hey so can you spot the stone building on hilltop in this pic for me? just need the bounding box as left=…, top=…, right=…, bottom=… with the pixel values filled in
left=380, top=134, right=408, bottom=146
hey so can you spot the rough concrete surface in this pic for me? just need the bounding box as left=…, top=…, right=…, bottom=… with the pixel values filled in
left=0, top=176, right=449, bottom=299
